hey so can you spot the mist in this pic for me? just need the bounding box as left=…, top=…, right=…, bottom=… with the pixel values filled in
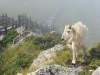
left=0, top=0, right=100, bottom=45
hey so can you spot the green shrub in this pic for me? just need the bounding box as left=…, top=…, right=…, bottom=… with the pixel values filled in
left=89, top=59, right=100, bottom=69
left=0, top=29, right=18, bottom=47
left=79, top=70, right=91, bottom=75
left=0, top=38, right=41, bottom=75
left=88, top=43, right=100, bottom=69
left=78, top=66, right=92, bottom=75
left=33, top=33, right=61, bottom=50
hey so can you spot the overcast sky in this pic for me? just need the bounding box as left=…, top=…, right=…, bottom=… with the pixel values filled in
left=0, top=0, right=100, bottom=45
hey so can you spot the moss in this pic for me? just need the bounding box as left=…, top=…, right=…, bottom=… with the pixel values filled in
left=51, top=48, right=71, bottom=67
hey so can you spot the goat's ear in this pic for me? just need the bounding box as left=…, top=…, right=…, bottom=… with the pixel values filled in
left=64, top=25, right=68, bottom=30
left=69, top=25, right=72, bottom=29
left=65, top=25, right=67, bottom=29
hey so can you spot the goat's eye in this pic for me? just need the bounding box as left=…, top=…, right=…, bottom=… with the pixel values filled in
left=67, top=31, right=70, bottom=33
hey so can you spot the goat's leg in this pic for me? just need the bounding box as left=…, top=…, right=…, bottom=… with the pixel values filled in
left=72, top=42, right=77, bottom=64
left=82, top=46, right=88, bottom=64
left=79, top=42, right=88, bottom=64
left=66, top=43, right=76, bottom=64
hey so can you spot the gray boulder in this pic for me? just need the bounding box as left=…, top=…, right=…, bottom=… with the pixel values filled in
left=28, top=65, right=67, bottom=75
left=28, top=65, right=82, bottom=75
left=29, top=44, right=64, bottom=71
left=92, top=67, right=100, bottom=75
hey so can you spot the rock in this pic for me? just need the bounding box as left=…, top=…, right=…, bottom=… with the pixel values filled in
left=28, top=64, right=82, bottom=75
left=17, top=73, right=23, bottom=75
left=28, top=65, right=67, bottom=75
left=29, top=44, right=64, bottom=71
left=92, top=67, right=100, bottom=75
left=66, top=66, right=82, bottom=75
left=27, top=72, right=36, bottom=75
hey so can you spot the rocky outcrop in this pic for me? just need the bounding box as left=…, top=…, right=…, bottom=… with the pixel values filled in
left=92, top=67, right=100, bottom=75
left=17, top=44, right=83, bottom=75
left=29, top=44, right=64, bottom=71
left=28, top=64, right=82, bottom=75
left=28, top=43, right=83, bottom=75
left=28, top=65, right=67, bottom=75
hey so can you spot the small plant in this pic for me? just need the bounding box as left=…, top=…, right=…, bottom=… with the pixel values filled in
left=0, top=29, right=18, bottom=47
left=52, top=48, right=71, bottom=67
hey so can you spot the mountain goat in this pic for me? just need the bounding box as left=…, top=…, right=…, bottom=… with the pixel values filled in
left=62, top=21, right=88, bottom=64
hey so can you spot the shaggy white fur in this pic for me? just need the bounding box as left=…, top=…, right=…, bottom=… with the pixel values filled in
left=62, top=21, right=88, bottom=64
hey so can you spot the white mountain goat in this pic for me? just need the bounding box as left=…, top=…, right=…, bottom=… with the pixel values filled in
left=62, top=22, right=88, bottom=64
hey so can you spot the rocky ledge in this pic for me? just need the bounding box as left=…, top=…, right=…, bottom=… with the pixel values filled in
left=29, top=44, right=64, bottom=71
left=27, top=64, right=82, bottom=75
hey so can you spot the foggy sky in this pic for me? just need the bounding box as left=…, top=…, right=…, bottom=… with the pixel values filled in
left=0, top=0, right=100, bottom=45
